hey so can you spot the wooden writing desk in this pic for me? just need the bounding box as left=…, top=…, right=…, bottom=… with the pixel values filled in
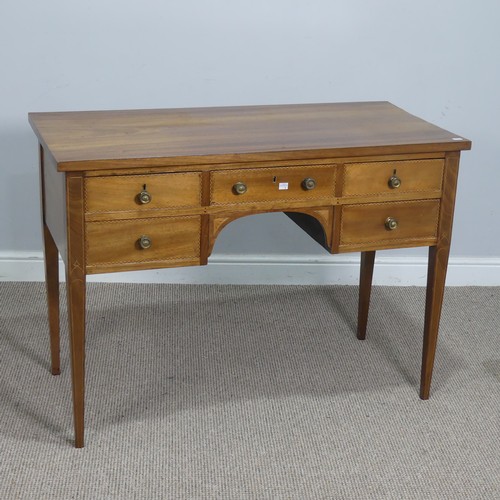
left=29, top=102, right=471, bottom=447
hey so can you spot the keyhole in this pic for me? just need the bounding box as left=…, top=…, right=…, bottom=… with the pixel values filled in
left=393, top=169, right=397, bottom=175
left=143, top=184, right=147, bottom=190
left=273, top=176, right=277, bottom=183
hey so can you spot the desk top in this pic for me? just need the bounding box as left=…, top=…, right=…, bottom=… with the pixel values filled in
left=29, top=101, right=471, bottom=171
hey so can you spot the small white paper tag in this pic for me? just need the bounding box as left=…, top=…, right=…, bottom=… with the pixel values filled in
left=278, top=182, right=289, bottom=190
left=452, top=137, right=464, bottom=141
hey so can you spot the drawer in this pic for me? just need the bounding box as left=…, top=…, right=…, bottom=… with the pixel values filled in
left=210, top=165, right=335, bottom=205
left=85, top=172, right=202, bottom=213
left=339, top=200, right=440, bottom=250
left=343, top=159, right=443, bottom=197
left=86, top=216, right=201, bottom=269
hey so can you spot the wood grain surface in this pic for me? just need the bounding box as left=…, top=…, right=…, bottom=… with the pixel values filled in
left=343, top=158, right=444, bottom=197
left=86, top=216, right=201, bottom=272
left=210, top=164, right=335, bottom=205
left=338, top=199, right=440, bottom=251
left=29, top=102, right=471, bottom=171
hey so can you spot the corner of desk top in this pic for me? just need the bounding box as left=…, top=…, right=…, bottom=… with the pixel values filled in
left=28, top=113, right=49, bottom=151
left=449, top=138, right=472, bottom=151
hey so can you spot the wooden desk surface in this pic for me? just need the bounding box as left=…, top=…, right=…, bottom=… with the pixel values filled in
left=29, top=102, right=471, bottom=171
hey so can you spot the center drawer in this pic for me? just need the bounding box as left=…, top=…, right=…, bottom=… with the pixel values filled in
left=210, top=165, right=335, bottom=205
left=86, top=216, right=201, bottom=272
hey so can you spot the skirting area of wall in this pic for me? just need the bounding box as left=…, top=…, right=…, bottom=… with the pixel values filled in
left=1, top=251, right=499, bottom=286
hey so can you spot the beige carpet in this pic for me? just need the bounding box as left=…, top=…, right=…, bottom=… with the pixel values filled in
left=0, top=282, right=499, bottom=499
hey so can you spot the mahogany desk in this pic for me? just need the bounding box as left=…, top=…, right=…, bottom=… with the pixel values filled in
left=29, top=102, right=471, bottom=447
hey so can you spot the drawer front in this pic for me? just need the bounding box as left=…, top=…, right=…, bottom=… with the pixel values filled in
left=339, top=200, right=440, bottom=249
left=343, top=159, right=444, bottom=197
left=86, top=216, right=201, bottom=268
left=85, top=172, right=202, bottom=213
left=210, top=165, right=335, bottom=205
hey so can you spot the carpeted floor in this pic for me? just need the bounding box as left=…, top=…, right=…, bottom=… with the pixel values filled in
left=0, top=282, right=499, bottom=499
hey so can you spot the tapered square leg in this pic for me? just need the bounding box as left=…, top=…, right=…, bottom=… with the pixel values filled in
left=40, top=145, right=61, bottom=376
left=420, top=153, right=460, bottom=399
left=43, top=225, right=61, bottom=375
left=357, top=251, right=376, bottom=340
left=66, top=262, right=86, bottom=448
left=66, top=173, right=87, bottom=448
left=420, top=245, right=449, bottom=399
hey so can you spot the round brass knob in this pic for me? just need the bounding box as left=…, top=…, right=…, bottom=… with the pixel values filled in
left=388, top=175, right=401, bottom=189
left=233, top=182, right=247, bottom=195
left=138, top=190, right=152, bottom=204
left=385, top=217, right=398, bottom=231
left=302, top=177, right=317, bottom=190
left=139, top=235, right=152, bottom=249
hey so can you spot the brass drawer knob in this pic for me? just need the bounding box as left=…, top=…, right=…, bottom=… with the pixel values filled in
left=385, top=217, right=398, bottom=231
left=233, top=182, right=248, bottom=195
left=302, top=177, right=317, bottom=190
left=138, top=190, right=152, bottom=204
left=138, top=235, right=152, bottom=249
left=388, top=175, right=401, bottom=189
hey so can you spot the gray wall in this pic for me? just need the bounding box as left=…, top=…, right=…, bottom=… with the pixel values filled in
left=1, top=1, right=498, bottom=276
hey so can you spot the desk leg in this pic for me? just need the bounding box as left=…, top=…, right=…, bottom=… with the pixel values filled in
left=66, top=174, right=86, bottom=448
left=420, top=153, right=459, bottom=399
left=420, top=245, right=449, bottom=399
left=357, top=251, right=375, bottom=340
left=39, top=145, right=61, bottom=375
left=43, top=224, right=61, bottom=375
